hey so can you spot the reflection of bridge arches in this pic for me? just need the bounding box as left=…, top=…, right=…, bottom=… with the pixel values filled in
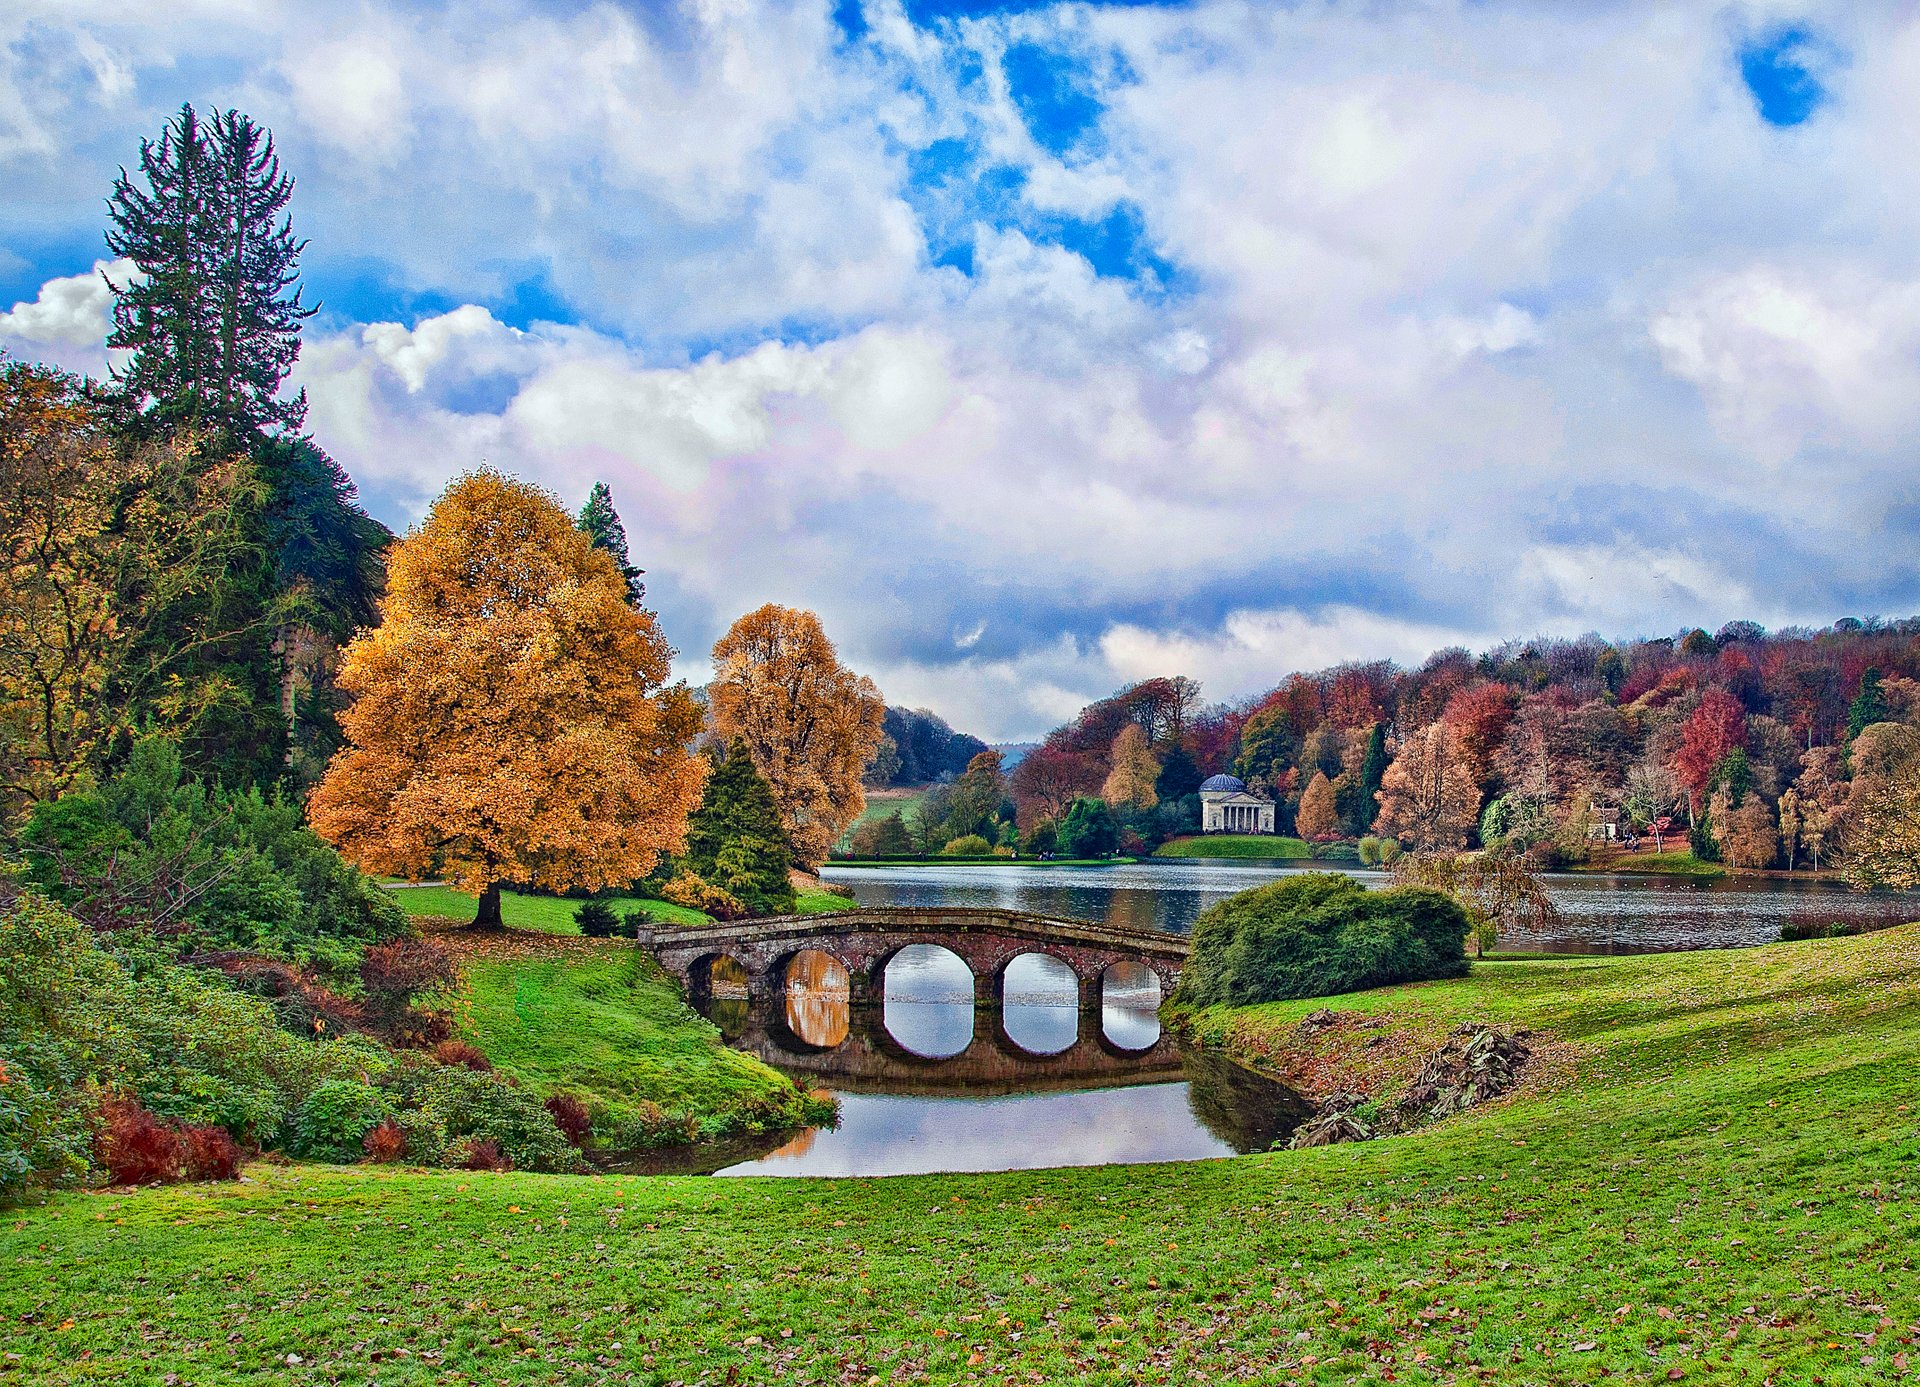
left=716, top=994, right=1190, bottom=1098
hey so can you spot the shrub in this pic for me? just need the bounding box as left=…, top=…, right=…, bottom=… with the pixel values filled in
left=360, top=939, right=456, bottom=1021
left=1356, top=836, right=1383, bottom=866
left=178, top=1123, right=243, bottom=1181
left=457, top=1137, right=512, bottom=1172
left=432, top=1040, right=492, bottom=1072
left=95, top=1096, right=182, bottom=1185
left=661, top=873, right=748, bottom=922
left=617, top=908, right=655, bottom=937
left=544, top=1092, right=593, bottom=1147
left=1171, top=873, right=1472, bottom=1008
left=362, top=1120, right=408, bottom=1163
left=942, top=834, right=993, bottom=856
left=293, top=1080, right=390, bottom=1163
left=575, top=901, right=619, bottom=938
left=379, top=1058, right=580, bottom=1173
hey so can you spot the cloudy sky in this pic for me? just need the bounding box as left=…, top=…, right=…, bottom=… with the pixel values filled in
left=3, top=0, right=1916, bottom=739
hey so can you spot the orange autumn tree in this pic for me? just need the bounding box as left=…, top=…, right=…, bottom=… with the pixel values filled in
left=708, top=604, right=885, bottom=868
left=308, top=469, right=706, bottom=926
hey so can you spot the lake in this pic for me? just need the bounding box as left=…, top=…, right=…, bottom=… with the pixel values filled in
left=657, top=859, right=1917, bottom=1178
left=820, top=858, right=1920, bottom=953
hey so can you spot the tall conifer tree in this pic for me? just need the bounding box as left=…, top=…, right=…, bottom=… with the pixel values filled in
left=577, top=481, right=646, bottom=605
left=106, top=105, right=315, bottom=434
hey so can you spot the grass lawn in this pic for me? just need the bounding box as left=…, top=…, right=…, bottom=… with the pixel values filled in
left=9, top=927, right=1920, bottom=1382
left=1568, top=849, right=1727, bottom=879
left=390, top=884, right=713, bottom=930
left=440, top=930, right=814, bottom=1142
left=1156, top=834, right=1314, bottom=859
left=827, top=856, right=1135, bottom=868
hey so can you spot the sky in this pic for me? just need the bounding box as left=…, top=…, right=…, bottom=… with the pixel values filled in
left=3, top=0, right=1917, bottom=741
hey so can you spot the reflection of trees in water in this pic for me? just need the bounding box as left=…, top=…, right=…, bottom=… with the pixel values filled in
left=1181, top=1049, right=1313, bottom=1153
left=706, top=996, right=750, bottom=1039
left=785, top=949, right=851, bottom=1047
left=708, top=955, right=750, bottom=996
left=1099, top=890, right=1166, bottom=936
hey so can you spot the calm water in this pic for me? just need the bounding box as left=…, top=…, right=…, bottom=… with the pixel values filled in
left=684, top=945, right=1310, bottom=1178
left=650, top=860, right=1917, bottom=1177
left=820, top=858, right=1920, bottom=953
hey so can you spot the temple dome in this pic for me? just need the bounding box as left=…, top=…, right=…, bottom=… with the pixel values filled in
left=1198, top=774, right=1246, bottom=794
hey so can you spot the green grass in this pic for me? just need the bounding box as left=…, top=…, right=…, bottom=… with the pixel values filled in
left=827, top=856, right=1134, bottom=868
left=10, top=928, right=1920, bottom=1384
left=446, top=932, right=806, bottom=1140
left=389, top=884, right=712, bottom=930
left=1156, top=834, right=1314, bottom=859
left=1568, top=849, right=1727, bottom=879
left=793, top=889, right=854, bottom=914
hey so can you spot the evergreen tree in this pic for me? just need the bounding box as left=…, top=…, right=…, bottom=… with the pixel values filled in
left=577, top=482, right=646, bottom=606
left=1059, top=797, right=1120, bottom=858
left=1155, top=743, right=1203, bottom=802
left=1358, top=722, right=1389, bottom=811
left=683, top=739, right=795, bottom=916
left=1848, top=668, right=1890, bottom=740
left=106, top=104, right=315, bottom=434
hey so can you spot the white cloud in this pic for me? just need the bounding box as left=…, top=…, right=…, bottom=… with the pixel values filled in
left=0, top=257, right=129, bottom=351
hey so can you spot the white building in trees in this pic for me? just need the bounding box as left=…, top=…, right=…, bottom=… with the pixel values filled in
left=1199, top=774, right=1275, bottom=834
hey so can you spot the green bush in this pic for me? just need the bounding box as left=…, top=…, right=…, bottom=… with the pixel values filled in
left=379, top=1057, right=580, bottom=1173
left=941, top=834, right=993, bottom=856
left=21, top=738, right=405, bottom=973
left=293, top=1080, right=391, bottom=1163
left=1171, top=873, right=1472, bottom=1008
left=575, top=901, right=619, bottom=938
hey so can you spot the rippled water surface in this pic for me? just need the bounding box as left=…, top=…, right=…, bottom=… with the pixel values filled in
left=820, top=859, right=1920, bottom=952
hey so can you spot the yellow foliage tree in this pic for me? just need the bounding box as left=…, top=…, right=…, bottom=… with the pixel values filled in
left=1102, top=724, right=1160, bottom=809
left=708, top=604, right=885, bottom=868
left=1296, top=770, right=1341, bottom=841
left=308, top=470, right=706, bottom=925
left=1373, top=721, right=1481, bottom=851
left=0, top=362, right=262, bottom=824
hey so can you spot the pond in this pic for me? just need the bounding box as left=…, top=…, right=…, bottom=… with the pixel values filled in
left=668, top=945, right=1311, bottom=1179
left=641, top=860, right=1917, bottom=1178
left=819, top=858, right=1920, bottom=953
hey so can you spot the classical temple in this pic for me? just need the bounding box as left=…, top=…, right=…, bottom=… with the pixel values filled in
left=1198, top=773, right=1275, bottom=834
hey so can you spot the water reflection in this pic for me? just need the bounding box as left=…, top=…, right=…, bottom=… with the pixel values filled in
left=880, top=944, right=974, bottom=1058
left=999, top=953, right=1078, bottom=1055
left=822, top=859, right=1920, bottom=952
left=783, top=949, right=850, bottom=1048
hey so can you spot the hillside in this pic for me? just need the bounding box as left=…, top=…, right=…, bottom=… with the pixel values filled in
left=8, top=926, right=1917, bottom=1383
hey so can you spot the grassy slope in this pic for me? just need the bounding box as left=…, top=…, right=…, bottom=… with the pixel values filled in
left=1157, top=834, right=1314, bottom=859
left=1568, top=849, right=1727, bottom=879
left=444, top=932, right=803, bottom=1139
left=395, top=885, right=853, bottom=929
left=10, top=930, right=1920, bottom=1385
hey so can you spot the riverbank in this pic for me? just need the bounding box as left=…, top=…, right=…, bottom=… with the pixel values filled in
left=435, top=928, right=828, bottom=1148
left=9, top=926, right=1918, bottom=1383
left=826, top=856, right=1137, bottom=868
left=390, top=883, right=851, bottom=929
left=1565, top=849, right=1727, bottom=879
left=1155, top=834, right=1313, bottom=860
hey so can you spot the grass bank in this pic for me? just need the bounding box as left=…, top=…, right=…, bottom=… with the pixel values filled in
left=826, top=856, right=1135, bottom=869
left=9, top=929, right=1919, bottom=1384
left=1566, top=849, right=1727, bottom=879
left=1156, top=834, right=1314, bottom=860
left=391, top=884, right=852, bottom=930
left=439, top=929, right=818, bottom=1145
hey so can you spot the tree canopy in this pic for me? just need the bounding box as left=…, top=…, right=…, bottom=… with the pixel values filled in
left=308, top=470, right=706, bottom=924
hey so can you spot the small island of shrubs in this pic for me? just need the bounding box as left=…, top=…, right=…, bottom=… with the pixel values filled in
left=1171, top=873, right=1473, bottom=1008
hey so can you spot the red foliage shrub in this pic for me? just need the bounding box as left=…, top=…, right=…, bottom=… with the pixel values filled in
left=432, top=1040, right=492, bottom=1072
left=95, top=1095, right=181, bottom=1185
left=544, top=1092, right=592, bottom=1148
left=362, top=1120, right=408, bottom=1164
left=178, top=1124, right=243, bottom=1181
left=360, top=938, right=457, bottom=1016
left=457, top=1138, right=513, bottom=1172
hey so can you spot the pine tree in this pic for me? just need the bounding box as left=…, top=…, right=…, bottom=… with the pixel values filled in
left=577, top=481, right=646, bottom=605
left=683, top=739, right=795, bottom=916
left=1848, top=668, right=1890, bottom=740
left=106, top=104, right=315, bottom=434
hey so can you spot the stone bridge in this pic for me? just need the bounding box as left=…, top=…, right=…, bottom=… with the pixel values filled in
left=638, top=906, right=1188, bottom=1011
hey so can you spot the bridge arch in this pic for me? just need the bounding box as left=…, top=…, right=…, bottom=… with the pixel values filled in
left=686, top=952, right=752, bottom=1003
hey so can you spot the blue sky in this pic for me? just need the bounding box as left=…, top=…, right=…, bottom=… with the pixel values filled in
left=3, top=0, right=1913, bottom=739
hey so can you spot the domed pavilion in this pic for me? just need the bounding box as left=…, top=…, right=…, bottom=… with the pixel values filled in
left=1198, top=773, right=1275, bottom=835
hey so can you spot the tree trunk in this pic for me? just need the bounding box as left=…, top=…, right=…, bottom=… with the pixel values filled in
left=474, top=881, right=504, bottom=930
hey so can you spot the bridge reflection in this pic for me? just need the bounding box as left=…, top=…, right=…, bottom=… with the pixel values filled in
left=703, top=989, right=1189, bottom=1098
